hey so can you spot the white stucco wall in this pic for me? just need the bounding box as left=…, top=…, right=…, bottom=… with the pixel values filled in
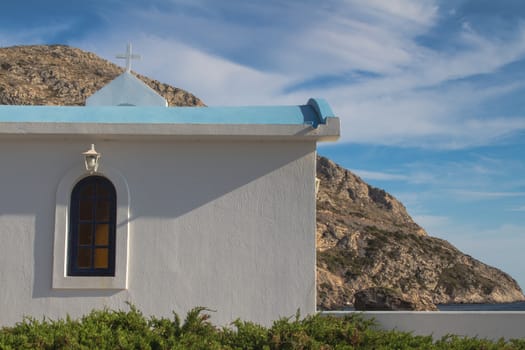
left=0, top=137, right=317, bottom=326
left=323, top=311, right=525, bottom=340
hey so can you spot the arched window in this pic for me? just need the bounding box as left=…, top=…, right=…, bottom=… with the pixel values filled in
left=68, top=176, right=116, bottom=276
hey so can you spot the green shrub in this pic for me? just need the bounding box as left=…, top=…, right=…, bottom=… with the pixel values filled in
left=1, top=306, right=524, bottom=349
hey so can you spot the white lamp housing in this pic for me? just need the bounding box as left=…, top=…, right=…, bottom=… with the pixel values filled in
left=82, top=144, right=101, bottom=173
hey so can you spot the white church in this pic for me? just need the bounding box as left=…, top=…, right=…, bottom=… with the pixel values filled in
left=0, top=46, right=340, bottom=326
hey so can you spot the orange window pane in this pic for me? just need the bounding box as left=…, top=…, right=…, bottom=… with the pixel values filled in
left=96, top=200, right=110, bottom=221
left=79, top=183, right=95, bottom=198
left=78, top=224, right=93, bottom=245
left=77, top=247, right=91, bottom=268
left=79, top=200, right=93, bottom=220
left=95, top=224, right=109, bottom=245
left=94, top=248, right=109, bottom=268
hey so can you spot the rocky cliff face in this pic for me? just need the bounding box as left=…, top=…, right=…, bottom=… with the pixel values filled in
left=1, top=44, right=523, bottom=309
left=0, top=45, right=204, bottom=107
left=316, top=156, right=525, bottom=309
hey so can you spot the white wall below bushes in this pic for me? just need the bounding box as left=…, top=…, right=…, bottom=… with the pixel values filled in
left=322, top=311, right=525, bottom=340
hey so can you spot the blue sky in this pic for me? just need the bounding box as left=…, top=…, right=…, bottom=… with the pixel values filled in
left=1, top=0, right=524, bottom=291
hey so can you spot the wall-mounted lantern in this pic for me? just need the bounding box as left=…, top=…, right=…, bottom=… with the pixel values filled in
left=82, top=144, right=101, bottom=173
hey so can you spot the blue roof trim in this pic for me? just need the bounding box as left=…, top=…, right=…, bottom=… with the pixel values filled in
left=0, top=99, right=334, bottom=126
left=306, top=98, right=335, bottom=128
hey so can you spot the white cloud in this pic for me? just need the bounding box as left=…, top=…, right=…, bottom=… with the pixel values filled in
left=293, top=17, right=525, bottom=147
left=351, top=169, right=409, bottom=181
left=65, top=0, right=525, bottom=149
left=510, top=205, right=525, bottom=212
left=130, top=36, right=290, bottom=106
left=453, top=191, right=525, bottom=200
left=0, top=22, right=74, bottom=47
left=412, top=214, right=451, bottom=231
left=351, top=168, right=438, bottom=185
left=358, top=0, right=439, bottom=26
left=394, top=159, right=523, bottom=201
left=276, top=0, right=438, bottom=77
left=321, top=81, right=525, bottom=147
left=424, top=36, right=525, bottom=85
left=74, top=34, right=292, bottom=106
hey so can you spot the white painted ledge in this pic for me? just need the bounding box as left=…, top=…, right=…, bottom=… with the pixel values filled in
left=321, top=311, right=525, bottom=340
left=0, top=118, right=340, bottom=142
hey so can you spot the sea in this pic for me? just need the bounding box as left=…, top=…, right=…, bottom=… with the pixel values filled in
left=437, top=301, right=525, bottom=311
left=338, top=301, right=525, bottom=311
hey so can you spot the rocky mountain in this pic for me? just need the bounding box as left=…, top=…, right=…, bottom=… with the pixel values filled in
left=316, top=156, right=524, bottom=309
left=1, top=44, right=523, bottom=310
left=0, top=45, right=204, bottom=107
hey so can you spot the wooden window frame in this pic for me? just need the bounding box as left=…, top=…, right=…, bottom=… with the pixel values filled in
left=68, top=176, right=117, bottom=276
left=52, top=164, right=129, bottom=290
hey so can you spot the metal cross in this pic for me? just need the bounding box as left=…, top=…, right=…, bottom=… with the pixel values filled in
left=116, top=43, right=141, bottom=73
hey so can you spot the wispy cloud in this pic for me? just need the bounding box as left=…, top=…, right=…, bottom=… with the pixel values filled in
left=317, top=34, right=525, bottom=147
left=5, top=0, right=525, bottom=149
left=0, top=22, right=74, bottom=47
left=274, top=0, right=438, bottom=77
left=355, top=0, right=438, bottom=26
left=351, top=169, right=409, bottom=181
left=510, top=205, right=525, bottom=212
left=453, top=191, right=525, bottom=200
left=412, top=214, right=451, bottom=230
left=281, top=9, right=525, bottom=147
left=74, top=34, right=292, bottom=106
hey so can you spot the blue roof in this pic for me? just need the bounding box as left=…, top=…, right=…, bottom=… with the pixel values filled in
left=0, top=98, right=335, bottom=128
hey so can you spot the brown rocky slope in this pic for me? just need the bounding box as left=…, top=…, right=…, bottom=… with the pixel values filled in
left=316, top=156, right=524, bottom=309
left=0, top=45, right=204, bottom=107
left=1, top=44, right=523, bottom=309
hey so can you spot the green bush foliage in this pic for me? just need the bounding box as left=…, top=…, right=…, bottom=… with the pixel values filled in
left=0, top=305, right=524, bottom=349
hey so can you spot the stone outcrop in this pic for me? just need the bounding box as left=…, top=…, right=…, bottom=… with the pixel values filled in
left=0, top=45, right=204, bottom=107
left=316, top=156, right=525, bottom=309
left=354, top=287, right=437, bottom=311
left=1, top=44, right=523, bottom=310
